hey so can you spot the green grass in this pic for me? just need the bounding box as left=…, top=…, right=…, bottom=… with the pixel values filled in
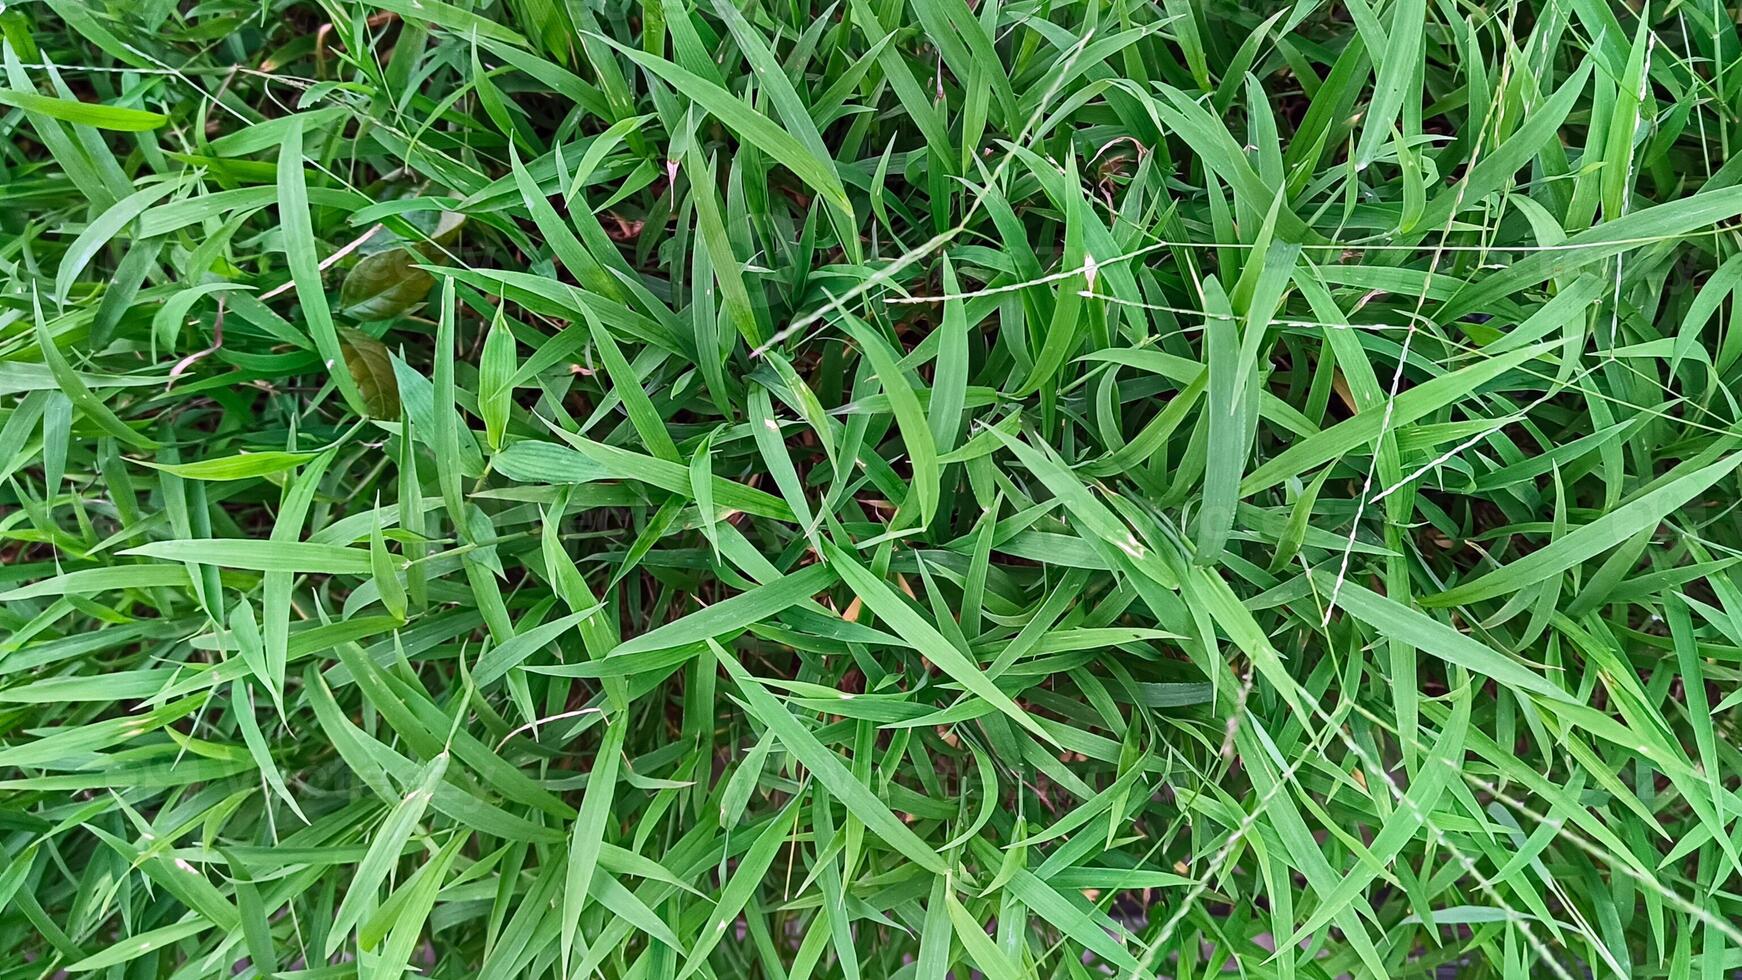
left=4, top=0, right=1742, bottom=976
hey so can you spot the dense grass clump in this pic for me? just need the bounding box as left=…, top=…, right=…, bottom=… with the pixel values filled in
left=6, top=0, right=1742, bottom=975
